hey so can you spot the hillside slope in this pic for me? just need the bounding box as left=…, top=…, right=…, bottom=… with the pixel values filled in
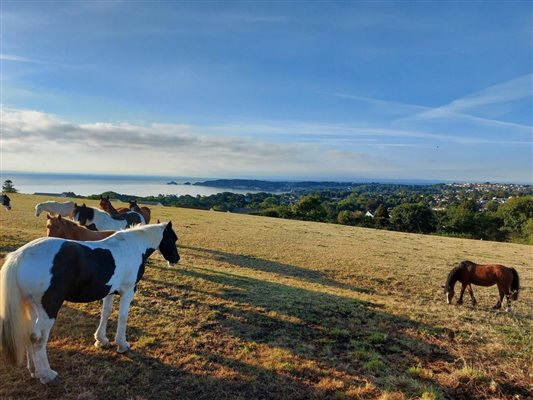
left=1, top=194, right=531, bottom=399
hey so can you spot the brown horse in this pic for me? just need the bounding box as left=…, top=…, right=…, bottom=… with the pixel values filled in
left=99, top=195, right=151, bottom=223
left=443, top=260, right=520, bottom=311
left=99, top=195, right=129, bottom=215
left=128, top=199, right=151, bottom=224
left=46, top=214, right=116, bottom=241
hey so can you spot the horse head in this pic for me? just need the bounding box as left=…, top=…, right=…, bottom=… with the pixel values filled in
left=46, top=214, right=63, bottom=237
left=158, top=221, right=180, bottom=266
left=442, top=284, right=454, bottom=304
left=74, top=203, right=94, bottom=226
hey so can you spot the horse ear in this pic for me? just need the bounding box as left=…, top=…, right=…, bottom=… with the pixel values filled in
left=83, top=203, right=86, bottom=207
left=58, top=214, right=62, bottom=220
left=47, top=213, right=51, bottom=219
left=167, top=221, right=172, bottom=228
left=100, top=195, right=103, bottom=200
left=157, top=219, right=161, bottom=224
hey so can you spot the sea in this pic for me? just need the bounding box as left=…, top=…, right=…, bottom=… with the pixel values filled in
left=1, top=172, right=259, bottom=198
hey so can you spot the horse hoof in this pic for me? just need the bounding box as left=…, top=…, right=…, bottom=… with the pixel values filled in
left=505, top=307, right=513, bottom=313
left=117, top=345, right=131, bottom=354
left=94, top=340, right=111, bottom=349
left=47, top=376, right=62, bottom=386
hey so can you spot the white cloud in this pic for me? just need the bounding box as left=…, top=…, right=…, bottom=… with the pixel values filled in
left=1, top=108, right=530, bottom=181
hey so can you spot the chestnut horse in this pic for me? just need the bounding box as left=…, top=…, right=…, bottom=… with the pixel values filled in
left=99, top=195, right=151, bottom=223
left=443, top=260, right=520, bottom=311
left=46, top=214, right=116, bottom=241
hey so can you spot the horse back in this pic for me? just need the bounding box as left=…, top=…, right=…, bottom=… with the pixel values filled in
left=111, top=211, right=144, bottom=226
left=466, top=264, right=513, bottom=287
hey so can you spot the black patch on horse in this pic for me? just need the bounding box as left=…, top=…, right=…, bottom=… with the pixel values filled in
left=41, top=242, right=116, bottom=319
left=111, top=211, right=143, bottom=227
left=135, top=248, right=155, bottom=291
left=75, top=204, right=95, bottom=226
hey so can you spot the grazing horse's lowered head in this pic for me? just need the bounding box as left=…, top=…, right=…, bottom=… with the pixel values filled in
left=1, top=194, right=11, bottom=210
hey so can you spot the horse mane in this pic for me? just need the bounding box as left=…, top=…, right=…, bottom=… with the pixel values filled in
left=445, top=261, right=474, bottom=289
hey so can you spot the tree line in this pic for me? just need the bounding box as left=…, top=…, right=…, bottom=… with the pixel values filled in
left=102, top=184, right=532, bottom=245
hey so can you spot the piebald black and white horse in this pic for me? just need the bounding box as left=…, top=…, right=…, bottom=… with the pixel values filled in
left=0, top=222, right=179, bottom=384
left=74, top=203, right=144, bottom=231
left=1, top=194, right=11, bottom=210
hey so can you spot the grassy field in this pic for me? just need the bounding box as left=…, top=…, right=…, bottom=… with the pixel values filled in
left=1, top=193, right=531, bottom=400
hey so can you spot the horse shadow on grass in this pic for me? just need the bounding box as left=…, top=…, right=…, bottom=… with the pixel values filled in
left=181, top=245, right=374, bottom=295
left=0, top=304, right=367, bottom=400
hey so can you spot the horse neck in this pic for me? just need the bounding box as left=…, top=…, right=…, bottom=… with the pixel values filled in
left=103, top=201, right=118, bottom=214
left=446, top=267, right=462, bottom=289
left=118, top=225, right=163, bottom=251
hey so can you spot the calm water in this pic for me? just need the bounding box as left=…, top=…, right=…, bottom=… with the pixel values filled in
left=2, top=173, right=258, bottom=197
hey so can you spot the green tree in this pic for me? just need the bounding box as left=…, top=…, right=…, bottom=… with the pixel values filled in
left=2, top=179, right=18, bottom=193
left=498, top=196, right=533, bottom=242
left=438, top=200, right=478, bottom=237
left=292, top=195, right=327, bottom=221
left=373, top=204, right=389, bottom=228
left=390, top=203, right=436, bottom=234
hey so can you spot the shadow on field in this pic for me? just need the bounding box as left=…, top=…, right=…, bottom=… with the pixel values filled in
left=149, top=259, right=470, bottom=399
left=0, top=306, right=366, bottom=400
left=181, top=245, right=374, bottom=294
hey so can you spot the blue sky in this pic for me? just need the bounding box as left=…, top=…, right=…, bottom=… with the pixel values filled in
left=1, top=1, right=532, bottom=183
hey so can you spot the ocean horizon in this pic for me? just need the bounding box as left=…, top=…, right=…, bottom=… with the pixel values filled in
left=1, top=172, right=259, bottom=197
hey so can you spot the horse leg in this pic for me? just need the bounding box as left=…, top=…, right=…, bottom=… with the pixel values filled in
left=457, top=283, right=466, bottom=305
left=505, top=294, right=513, bottom=312
left=467, top=284, right=477, bottom=306
left=115, top=289, right=135, bottom=353
left=493, top=289, right=504, bottom=309
left=29, top=306, right=58, bottom=384
left=94, top=294, right=115, bottom=348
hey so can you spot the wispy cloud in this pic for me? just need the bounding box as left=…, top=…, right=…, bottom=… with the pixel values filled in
left=399, top=74, right=533, bottom=130
left=0, top=53, right=76, bottom=68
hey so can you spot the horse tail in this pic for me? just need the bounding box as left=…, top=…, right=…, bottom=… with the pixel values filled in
left=510, top=268, right=520, bottom=300
left=0, top=252, right=31, bottom=366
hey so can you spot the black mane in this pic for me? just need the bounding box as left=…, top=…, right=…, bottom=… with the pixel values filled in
left=445, top=261, right=475, bottom=289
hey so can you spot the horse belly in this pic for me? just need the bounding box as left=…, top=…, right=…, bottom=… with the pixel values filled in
left=469, top=275, right=497, bottom=286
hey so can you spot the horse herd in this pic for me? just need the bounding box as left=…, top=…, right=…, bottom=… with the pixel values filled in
left=0, top=194, right=522, bottom=385
left=0, top=196, right=179, bottom=384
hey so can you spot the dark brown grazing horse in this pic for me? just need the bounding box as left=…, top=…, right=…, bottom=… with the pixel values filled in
left=99, top=195, right=151, bottom=223
left=46, top=214, right=116, bottom=241
left=443, top=260, right=520, bottom=311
